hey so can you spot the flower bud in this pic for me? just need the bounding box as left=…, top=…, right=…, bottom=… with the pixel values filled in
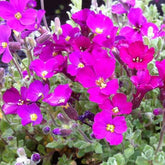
left=52, top=128, right=61, bottom=135
left=60, top=129, right=72, bottom=136
left=9, top=42, right=21, bottom=52
left=36, top=32, right=51, bottom=44
left=7, top=136, right=14, bottom=141
left=57, top=113, right=70, bottom=124
left=54, top=17, right=62, bottom=37
left=31, top=153, right=41, bottom=164
left=63, top=104, right=78, bottom=121
left=153, top=108, right=163, bottom=116
left=42, top=126, right=51, bottom=134
left=17, top=148, right=26, bottom=157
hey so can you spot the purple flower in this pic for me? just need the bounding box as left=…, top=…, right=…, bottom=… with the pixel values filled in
left=86, top=13, right=113, bottom=35
left=17, top=103, right=43, bottom=126
left=92, top=111, right=127, bottom=145
left=2, top=87, right=28, bottom=114
left=76, top=57, right=118, bottom=104
left=72, top=8, right=94, bottom=27
left=67, top=51, right=90, bottom=76
left=0, top=0, right=37, bottom=31
left=43, top=84, right=72, bottom=106
left=0, top=0, right=37, bottom=29
left=26, top=80, right=49, bottom=102
left=52, top=128, right=61, bottom=135
left=111, top=3, right=127, bottom=14
left=31, top=153, right=40, bottom=164
left=0, top=24, right=12, bottom=63
left=153, top=108, right=163, bottom=116
left=30, top=56, right=65, bottom=79
left=99, top=93, right=132, bottom=115
left=21, top=9, right=45, bottom=38
left=120, top=41, right=154, bottom=70
left=120, top=8, right=159, bottom=42
left=131, top=69, right=163, bottom=92
left=131, top=69, right=163, bottom=109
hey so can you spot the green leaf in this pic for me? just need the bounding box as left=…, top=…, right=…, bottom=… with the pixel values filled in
left=94, top=142, right=103, bottom=154
left=0, top=120, right=10, bottom=133
left=74, top=140, right=90, bottom=149
left=46, top=141, right=64, bottom=149
left=142, top=145, right=154, bottom=160
left=37, top=144, right=46, bottom=155
left=136, top=156, right=149, bottom=165
left=124, top=146, right=134, bottom=159
left=107, top=157, right=118, bottom=165
left=114, top=153, right=125, bottom=165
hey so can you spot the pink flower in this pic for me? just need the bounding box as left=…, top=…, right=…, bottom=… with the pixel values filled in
left=43, top=84, right=72, bottom=106
left=120, top=41, right=154, bottom=70
left=99, top=93, right=132, bottom=115
left=0, top=0, right=37, bottom=31
left=30, top=55, right=65, bottom=79
left=92, top=111, right=127, bottom=145
left=17, top=103, right=43, bottom=126
left=76, top=57, right=118, bottom=104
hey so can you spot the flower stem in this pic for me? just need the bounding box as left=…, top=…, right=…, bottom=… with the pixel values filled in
left=77, top=127, right=93, bottom=143
left=156, top=109, right=165, bottom=154
left=40, top=0, right=49, bottom=30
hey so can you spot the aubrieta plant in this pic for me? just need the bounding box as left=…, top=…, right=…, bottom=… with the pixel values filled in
left=1, top=0, right=165, bottom=164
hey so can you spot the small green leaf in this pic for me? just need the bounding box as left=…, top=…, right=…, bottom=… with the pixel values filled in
left=136, top=156, right=149, bottom=165
left=94, top=142, right=103, bottom=154
left=124, top=146, right=134, bottom=159
left=114, top=153, right=125, bottom=165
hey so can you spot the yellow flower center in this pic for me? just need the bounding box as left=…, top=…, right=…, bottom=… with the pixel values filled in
left=30, top=113, right=38, bottom=121
left=15, top=12, right=22, bottom=20
left=95, top=77, right=107, bottom=88
left=65, top=36, right=71, bottom=42
left=112, top=107, right=119, bottom=113
left=78, top=62, right=84, bottom=68
left=41, top=71, right=48, bottom=77
left=106, top=124, right=115, bottom=132
left=132, top=56, right=143, bottom=63
left=52, top=51, right=58, bottom=56
left=1, top=42, right=7, bottom=48
left=95, top=28, right=103, bottom=34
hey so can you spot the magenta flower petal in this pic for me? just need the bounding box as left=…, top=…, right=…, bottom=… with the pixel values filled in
left=43, top=84, right=72, bottom=106
left=128, top=8, right=146, bottom=26
left=101, top=79, right=119, bottom=95
left=17, top=103, right=43, bottom=126
left=87, top=87, right=109, bottom=104
left=10, top=0, right=29, bottom=12
left=76, top=66, right=96, bottom=88
left=105, top=133, right=123, bottom=145
left=0, top=1, right=15, bottom=19
left=2, top=104, right=19, bottom=115
left=113, top=116, right=127, bottom=133
left=20, top=8, right=37, bottom=25
left=1, top=47, right=12, bottom=63
left=7, top=18, right=25, bottom=31
left=27, top=80, right=49, bottom=102
left=92, top=122, right=107, bottom=139
left=3, top=87, right=21, bottom=103
left=93, top=111, right=127, bottom=145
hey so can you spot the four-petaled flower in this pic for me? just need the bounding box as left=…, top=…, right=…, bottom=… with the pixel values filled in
left=92, top=111, right=127, bottom=145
